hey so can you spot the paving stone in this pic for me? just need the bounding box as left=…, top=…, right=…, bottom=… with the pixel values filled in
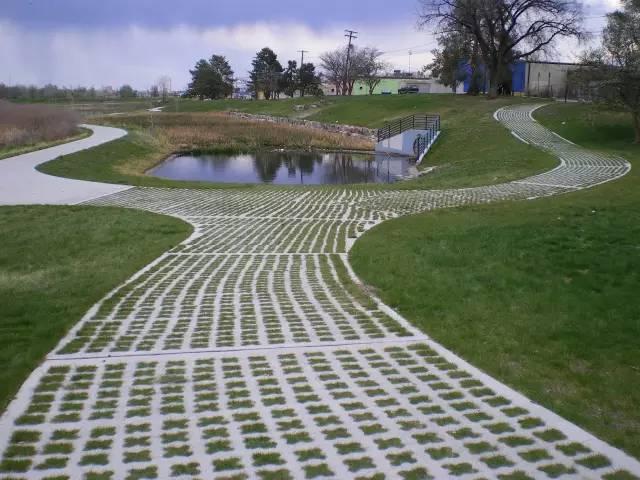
left=0, top=105, right=637, bottom=479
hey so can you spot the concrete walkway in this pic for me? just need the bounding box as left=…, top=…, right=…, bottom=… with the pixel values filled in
left=0, top=105, right=637, bottom=479
left=0, top=124, right=130, bottom=206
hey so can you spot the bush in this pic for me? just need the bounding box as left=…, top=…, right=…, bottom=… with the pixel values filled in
left=0, top=100, right=80, bottom=148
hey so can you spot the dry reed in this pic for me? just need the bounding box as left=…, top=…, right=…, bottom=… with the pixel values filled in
left=0, top=100, right=80, bottom=148
left=98, top=112, right=374, bottom=152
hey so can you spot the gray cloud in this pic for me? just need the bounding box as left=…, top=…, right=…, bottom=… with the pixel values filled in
left=0, top=20, right=440, bottom=89
left=0, top=7, right=612, bottom=90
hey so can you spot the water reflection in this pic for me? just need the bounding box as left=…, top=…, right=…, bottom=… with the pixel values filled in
left=150, top=151, right=413, bottom=185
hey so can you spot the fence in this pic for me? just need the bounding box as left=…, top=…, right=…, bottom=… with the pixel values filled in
left=376, top=114, right=441, bottom=143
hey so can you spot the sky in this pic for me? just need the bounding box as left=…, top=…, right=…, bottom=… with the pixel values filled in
left=0, top=0, right=621, bottom=91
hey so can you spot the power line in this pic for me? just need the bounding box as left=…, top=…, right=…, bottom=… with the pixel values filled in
left=379, top=41, right=437, bottom=56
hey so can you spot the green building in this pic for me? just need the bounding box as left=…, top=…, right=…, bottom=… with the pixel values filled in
left=322, top=77, right=453, bottom=96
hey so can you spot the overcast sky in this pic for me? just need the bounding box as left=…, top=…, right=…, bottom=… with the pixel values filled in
left=1, top=0, right=620, bottom=91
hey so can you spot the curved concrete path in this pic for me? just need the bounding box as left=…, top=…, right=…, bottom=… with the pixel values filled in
left=0, top=124, right=130, bottom=206
left=0, top=105, right=637, bottom=479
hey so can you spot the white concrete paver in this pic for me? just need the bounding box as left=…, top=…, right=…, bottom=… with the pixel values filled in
left=0, top=105, right=638, bottom=479
left=0, top=125, right=130, bottom=206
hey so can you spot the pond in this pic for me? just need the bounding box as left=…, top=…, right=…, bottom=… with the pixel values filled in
left=149, top=151, right=415, bottom=185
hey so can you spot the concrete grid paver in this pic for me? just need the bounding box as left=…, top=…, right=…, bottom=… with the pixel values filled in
left=0, top=104, right=638, bottom=479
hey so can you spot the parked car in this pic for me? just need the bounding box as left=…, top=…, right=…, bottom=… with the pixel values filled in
left=398, top=86, right=420, bottom=94
left=381, top=90, right=393, bottom=95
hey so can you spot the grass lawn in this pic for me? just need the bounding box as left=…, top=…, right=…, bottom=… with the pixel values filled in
left=0, top=206, right=191, bottom=412
left=350, top=102, right=640, bottom=459
left=43, top=95, right=556, bottom=190
left=0, top=128, right=91, bottom=160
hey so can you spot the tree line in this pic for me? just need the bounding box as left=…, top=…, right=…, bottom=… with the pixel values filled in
left=185, top=49, right=324, bottom=100
left=186, top=45, right=389, bottom=100
left=0, top=82, right=174, bottom=102
left=0, top=84, right=140, bottom=102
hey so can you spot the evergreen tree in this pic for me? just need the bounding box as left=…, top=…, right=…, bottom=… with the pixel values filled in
left=299, top=63, right=322, bottom=97
left=186, top=55, right=234, bottom=100
left=249, top=48, right=283, bottom=100
left=280, top=61, right=299, bottom=98
left=119, top=84, right=136, bottom=98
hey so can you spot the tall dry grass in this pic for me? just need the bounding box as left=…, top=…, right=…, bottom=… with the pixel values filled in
left=97, top=112, right=374, bottom=152
left=0, top=100, right=80, bottom=148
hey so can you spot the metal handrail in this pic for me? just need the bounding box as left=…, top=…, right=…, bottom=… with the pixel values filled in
left=377, top=114, right=440, bottom=143
left=412, top=122, right=440, bottom=161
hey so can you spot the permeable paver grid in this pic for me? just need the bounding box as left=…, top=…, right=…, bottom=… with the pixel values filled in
left=0, top=105, right=637, bottom=479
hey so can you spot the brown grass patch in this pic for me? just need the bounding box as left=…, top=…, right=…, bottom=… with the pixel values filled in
left=0, top=100, right=80, bottom=148
left=96, top=112, right=373, bottom=153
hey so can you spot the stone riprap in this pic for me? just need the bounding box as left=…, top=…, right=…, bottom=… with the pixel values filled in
left=225, top=111, right=378, bottom=142
left=0, top=104, right=637, bottom=479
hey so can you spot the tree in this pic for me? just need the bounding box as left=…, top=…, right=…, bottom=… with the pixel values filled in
left=343, top=47, right=368, bottom=95
left=419, top=0, right=585, bottom=98
left=119, top=84, right=136, bottom=98
left=359, top=47, right=388, bottom=95
left=320, top=49, right=346, bottom=95
left=186, top=55, right=234, bottom=100
left=280, top=60, right=299, bottom=98
left=249, top=48, right=283, bottom=100
left=320, top=46, right=373, bottom=95
left=427, top=31, right=480, bottom=93
left=157, top=76, right=171, bottom=102
left=298, top=63, right=322, bottom=97
left=575, top=0, right=640, bottom=142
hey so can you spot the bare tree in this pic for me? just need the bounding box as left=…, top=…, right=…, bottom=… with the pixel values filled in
left=574, top=0, right=640, bottom=142
left=344, top=47, right=366, bottom=95
left=419, top=0, right=585, bottom=97
left=320, top=49, right=345, bottom=95
left=157, top=76, right=172, bottom=102
left=359, top=48, right=389, bottom=95
left=320, top=46, right=382, bottom=95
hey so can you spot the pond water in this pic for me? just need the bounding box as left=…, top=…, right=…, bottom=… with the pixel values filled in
left=149, top=151, right=414, bottom=185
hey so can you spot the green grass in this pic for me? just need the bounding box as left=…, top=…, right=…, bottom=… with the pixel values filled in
left=41, top=95, right=556, bottom=190
left=350, top=103, right=640, bottom=459
left=167, top=96, right=325, bottom=116
left=0, top=128, right=91, bottom=160
left=37, top=131, right=212, bottom=189
left=176, top=95, right=558, bottom=189
left=0, top=206, right=191, bottom=412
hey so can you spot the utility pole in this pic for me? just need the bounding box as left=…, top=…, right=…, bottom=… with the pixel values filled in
left=408, top=50, right=412, bottom=76
left=298, top=50, right=309, bottom=97
left=344, top=29, right=358, bottom=96
left=298, top=49, right=309, bottom=67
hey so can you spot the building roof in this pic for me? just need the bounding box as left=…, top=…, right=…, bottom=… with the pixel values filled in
left=522, top=60, right=581, bottom=66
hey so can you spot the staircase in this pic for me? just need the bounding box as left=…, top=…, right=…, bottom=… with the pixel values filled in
left=375, top=114, right=441, bottom=164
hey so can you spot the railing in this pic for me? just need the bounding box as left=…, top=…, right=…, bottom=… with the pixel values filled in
left=413, top=133, right=429, bottom=158
left=376, top=114, right=440, bottom=143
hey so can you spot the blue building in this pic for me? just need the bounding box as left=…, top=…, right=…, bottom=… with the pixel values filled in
left=462, top=60, right=578, bottom=97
